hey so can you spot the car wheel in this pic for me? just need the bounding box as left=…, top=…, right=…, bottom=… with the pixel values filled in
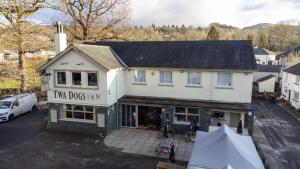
left=31, top=106, right=37, bottom=113
left=8, top=114, right=14, bottom=121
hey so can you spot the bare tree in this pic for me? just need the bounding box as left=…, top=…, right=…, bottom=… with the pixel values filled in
left=54, top=0, right=129, bottom=40
left=0, top=0, right=46, bottom=90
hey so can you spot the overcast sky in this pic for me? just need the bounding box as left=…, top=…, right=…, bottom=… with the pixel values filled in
left=129, top=0, right=300, bottom=27
left=30, top=0, right=300, bottom=28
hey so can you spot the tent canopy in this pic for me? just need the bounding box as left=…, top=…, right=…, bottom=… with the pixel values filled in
left=187, top=125, right=264, bottom=169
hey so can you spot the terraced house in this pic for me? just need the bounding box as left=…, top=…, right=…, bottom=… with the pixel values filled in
left=41, top=27, right=257, bottom=136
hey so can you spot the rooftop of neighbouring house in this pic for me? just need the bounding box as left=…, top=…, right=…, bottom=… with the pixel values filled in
left=257, top=64, right=281, bottom=73
left=276, top=46, right=300, bottom=59
left=284, top=63, right=300, bottom=76
left=84, top=40, right=257, bottom=70
left=253, top=47, right=272, bottom=55
left=256, top=74, right=276, bottom=82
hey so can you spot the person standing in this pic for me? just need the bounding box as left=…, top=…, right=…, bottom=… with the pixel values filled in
left=169, top=143, right=175, bottom=163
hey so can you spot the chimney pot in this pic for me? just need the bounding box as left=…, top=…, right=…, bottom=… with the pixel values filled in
left=54, top=21, right=67, bottom=55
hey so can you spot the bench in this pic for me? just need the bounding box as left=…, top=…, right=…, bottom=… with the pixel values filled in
left=157, top=161, right=186, bottom=169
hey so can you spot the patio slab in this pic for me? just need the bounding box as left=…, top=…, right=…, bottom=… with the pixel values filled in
left=104, top=128, right=194, bottom=161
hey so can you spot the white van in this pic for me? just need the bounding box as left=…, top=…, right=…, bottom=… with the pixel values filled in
left=0, top=93, right=38, bottom=122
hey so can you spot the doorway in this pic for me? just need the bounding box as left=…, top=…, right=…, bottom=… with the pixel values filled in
left=138, top=106, right=162, bottom=130
left=288, top=89, right=291, bottom=102
left=121, top=105, right=137, bottom=128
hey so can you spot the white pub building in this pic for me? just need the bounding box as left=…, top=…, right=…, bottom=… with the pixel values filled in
left=41, top=23, right=257, bottom=136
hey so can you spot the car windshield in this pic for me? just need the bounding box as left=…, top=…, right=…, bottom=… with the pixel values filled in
left=0, top=101, right=12, bottom=109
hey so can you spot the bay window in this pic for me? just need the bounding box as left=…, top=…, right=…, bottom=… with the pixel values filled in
left=217, top=72, right=232, bottom=87
left=160, top=71, right=172, bottom=84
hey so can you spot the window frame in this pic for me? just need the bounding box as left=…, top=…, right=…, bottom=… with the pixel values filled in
left=71, top=72, right=82, bottom=86
left=174, top=107, right=201, bottom=125
left=293, top=91, right=299, bottom=102
left=159, top=71, right=173, bottom=84
left=64, top=104, right=95, bottom=122
left=133, top=70, right=146, bottom=83
left=187, top=72, right=201, bottom=86
left=56, top=71, right=66, bottom=86
left=216, top=72, right=232, bottom=87
left=87, top=72, right=98, bottom=87
left=295, top=76, right=300, bottom=85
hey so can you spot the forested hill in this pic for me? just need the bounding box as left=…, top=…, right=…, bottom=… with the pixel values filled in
left=0, top=22, right=299, bottom=53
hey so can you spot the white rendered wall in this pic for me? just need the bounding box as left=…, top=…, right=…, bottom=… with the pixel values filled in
left=258, top=77, right=275, bottom=93
left=107, top=68, right=126, bottom=106
left=46, top=50, right=108, bottom=106
left=281, top=72, right=300, bottom=109
left=124, top=68, right=253, bottom=103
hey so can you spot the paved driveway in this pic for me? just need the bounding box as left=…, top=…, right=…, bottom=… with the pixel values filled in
left=252, top=99, right=300, bottom=169
left=0, top=110, right=186, bottom=169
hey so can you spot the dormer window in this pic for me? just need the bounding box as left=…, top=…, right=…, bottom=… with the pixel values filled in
left=57, top=72, right=66, bottom=85
left=72, top=72, right=82, bottom=86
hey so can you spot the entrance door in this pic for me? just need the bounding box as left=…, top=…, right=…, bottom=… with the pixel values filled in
left=138, top=106, right=162, bottom=130
left=288, top=89, right=291, bottom=102
left=121, top=105, right=137, bottom=128
left=229, top=113, right=241, bottom=127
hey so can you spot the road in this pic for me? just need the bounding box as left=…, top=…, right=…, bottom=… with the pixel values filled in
left=0, top=110, right=182, bottom=169
left=252, top=99, right=300, bottom=169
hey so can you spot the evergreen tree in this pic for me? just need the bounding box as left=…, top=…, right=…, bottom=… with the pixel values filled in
left=206, top=26, right=220, bottom=40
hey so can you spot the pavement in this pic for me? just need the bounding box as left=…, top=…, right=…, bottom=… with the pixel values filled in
left=252, top=99, right=300, bottom=169
left=104, top=128, right=194, bottom=161
left=277, top=100, right=300, bottom=121
left=0, top=109, right=187, bottom=169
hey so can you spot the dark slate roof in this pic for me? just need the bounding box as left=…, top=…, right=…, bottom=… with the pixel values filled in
left=257, top=64, right=281, bottom=73
left=254, top=47, right=271, bottom=55
left=257, top=74, right=276, bottom=82
left=276, top=46, right=300, bottom=59
left=284, top=63, right=300, bottom=76
left=84, top=40, right=257, bottom=70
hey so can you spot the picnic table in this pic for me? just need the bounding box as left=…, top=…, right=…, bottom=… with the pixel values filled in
left=156, top=138, right=176, bottom=155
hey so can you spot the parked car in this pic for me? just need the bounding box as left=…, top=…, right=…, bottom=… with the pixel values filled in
left=0, top=93, right=38, bottom=122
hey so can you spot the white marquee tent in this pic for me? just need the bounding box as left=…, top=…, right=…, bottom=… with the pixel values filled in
left=187, top=125, right=264, bottom=169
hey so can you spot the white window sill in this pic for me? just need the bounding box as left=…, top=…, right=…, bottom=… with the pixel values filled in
left=60, top=118, right=96, bottom=124
left=158, top=83, right=174, bottom=87
left=215, top=86, right=233, bottom=89
left=185, top=84, right=202, bottom=88
left=132, top=82, right=147, bottom=85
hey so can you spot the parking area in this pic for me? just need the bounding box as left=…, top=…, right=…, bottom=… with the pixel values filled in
left=252, top=99, right=300, bottom=169
left=0, top=109, right=187, bottom=169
